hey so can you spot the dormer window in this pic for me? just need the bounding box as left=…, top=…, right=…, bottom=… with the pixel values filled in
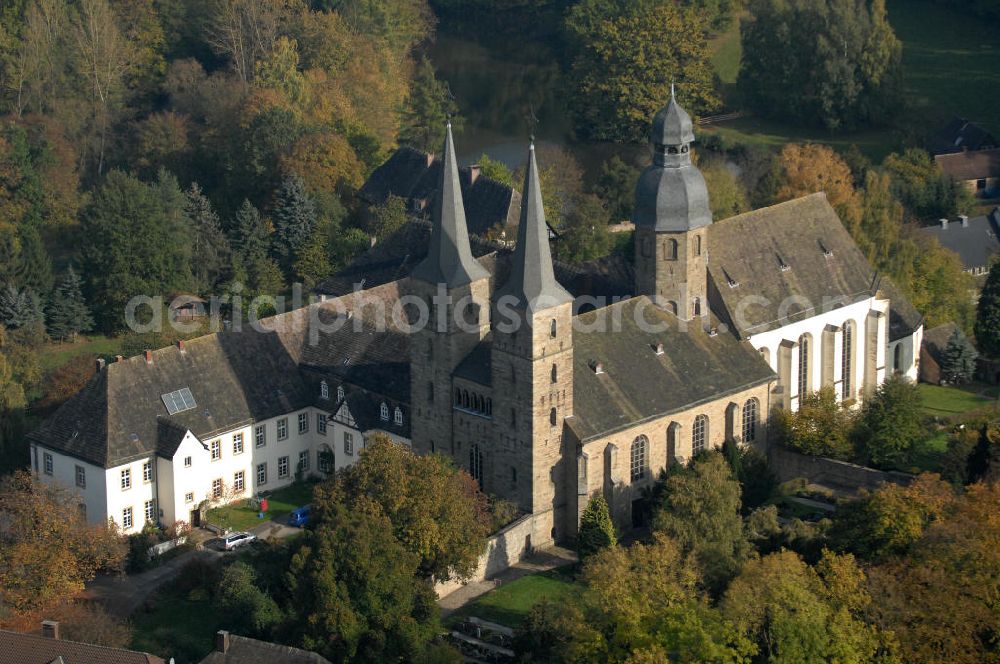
left=337, top=385, right=345, bottom=401
left=667, top=146, right=679, bottom=155
left=681, top=145, right=689, bottom=153
left=380, top=402, right=389, bottom=421
left=320, top=381, right=329, bottom=400
left=394, top=407, right=403, bottom=426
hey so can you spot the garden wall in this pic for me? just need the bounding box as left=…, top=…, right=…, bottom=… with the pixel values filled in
left=769, top=445, right=914, bottom=494
left=434, top=513, right=541, bottom=599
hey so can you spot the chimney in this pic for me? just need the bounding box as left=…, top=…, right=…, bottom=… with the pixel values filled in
left=95, top=358, right=106, bottom=373
left=114, top=355, right=124, bottom=363
left=215, top=630, right=230, bottom=653
left=960, top=214, right=969, bottom=227
left=41, top=620, right=59, bottom=640
left=593, top=361, right=605, bottom=375
left=177, top=339, right=185, bottom=352
left=468, top=164, right=481, bottom=185
left=654, top=342, right=665, bottom=356
left=144, top=350, right=153, bottom=364
left=940, top=218, right=949, bottom=229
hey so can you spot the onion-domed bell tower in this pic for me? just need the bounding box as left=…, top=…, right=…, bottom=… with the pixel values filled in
left=632, top=88, right=712, bottom=321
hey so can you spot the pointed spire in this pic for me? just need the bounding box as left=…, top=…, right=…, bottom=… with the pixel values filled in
left=496, top=142, right=572, bottom=313
left=411, top=122, right=489, bottom=288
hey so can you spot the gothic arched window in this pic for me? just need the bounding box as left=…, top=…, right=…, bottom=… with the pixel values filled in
left=550, top=319, right=557, bottom=338
left=550, top=408, right=557, bottom=426
left=798, top=334, right=812, bottom=400
left=469, top=444, right=483, bottom=486
left=693, top=297, right=702, bottom=317
left=665, top=239, right=678, bottom=260
left=551, top=363, right=558, bottom=383
left=630, top=436, right=647, bottom=482
left=742, top=398, right=759, bottom=443
left=454, top=388, right=462, bottom=406
left=692, top=414, right=708, bottom=455
left=842, top=321, right=854, bottom=399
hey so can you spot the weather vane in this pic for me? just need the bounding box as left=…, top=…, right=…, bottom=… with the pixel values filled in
left=526, top=104, right=540, bottom=143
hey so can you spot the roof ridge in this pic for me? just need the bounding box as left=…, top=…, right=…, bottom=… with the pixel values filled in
left=0, top=628, right=162, bottom=660
left=713, top=192, right=828, bottom=227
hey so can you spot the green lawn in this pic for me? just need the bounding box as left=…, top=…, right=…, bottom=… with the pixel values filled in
left=205, top=481, right=317, bottom=532
left=38, top=334, right=121, bottom=372
left=898, top=431, right=951, bottom=473
left=447, top=568, right=580, bottom=629
left=708, top=15, right=743, bottom=86
left=918, top=383, right=995, bottom=416
left=131, top=586, right=222, bottom=664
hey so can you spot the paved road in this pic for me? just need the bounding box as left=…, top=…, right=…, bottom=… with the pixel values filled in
left=83, top=519, right=299, bottom=619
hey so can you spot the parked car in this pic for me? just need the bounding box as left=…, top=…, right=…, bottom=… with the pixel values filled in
left=288, top=505, right=311, bottom=527
left=222, top=531, right=256, bottom=551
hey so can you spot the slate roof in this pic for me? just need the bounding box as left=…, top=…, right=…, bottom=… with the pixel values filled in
left=199, top=634, right=330, bottom=664
left=29, top=286, right=412, bottom=467
left=920, top=209, right=1000, bottom=270
left=707, top=193, right=878, bottom=337
left=878, top=276, right=924, bottom=342
left=358, top=146, right=521, bottom=238
left=0, top=630, right=164, bottom=664
left=921, top=322, right=964, bottom=368
left=569, top=297, right=774, bottom=442
left=411, top=123, right=490, bottom=288
left=651, top=89, right=695, bottom=147
left=935, top=148, right=1000, bottom=181
left=927, top=117, right=998, bottom=155
left=494, top=143, right=572, bottom=312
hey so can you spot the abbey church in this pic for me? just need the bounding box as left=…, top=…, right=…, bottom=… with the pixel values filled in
left=29, top=93, right=922, bottom=547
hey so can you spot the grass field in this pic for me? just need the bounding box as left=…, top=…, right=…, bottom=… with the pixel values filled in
left=37, top=334, right=121, bottom=372
left=446, top=568, right=579, bottom=629
left=206, top=480, right=317, bottom=532
left=918, top=383, right=996, bottom=416
left=704, top=0, right=1000, bottom=160
left=131, top=585, right=221, bottom=664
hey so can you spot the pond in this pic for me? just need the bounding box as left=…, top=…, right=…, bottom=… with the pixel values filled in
left=428, top=30, right=647, bottom=182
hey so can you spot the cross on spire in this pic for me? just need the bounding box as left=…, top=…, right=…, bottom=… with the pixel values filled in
left=526, top=104, right=540, bottom=143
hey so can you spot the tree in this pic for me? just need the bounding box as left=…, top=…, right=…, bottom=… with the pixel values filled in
left=775, top=386, right=854, bottom=459
left=651, top=452, right=751, bottom=594
left=46, top=266, right=94, bottom=342
left=702, top=161, right=749, bottom=221
left=854, top=373, right=924, bottom=467
left=566, top=0, right=718, bottom=142
left=739, top=0, right=901, bottom=130
left=515, top=533, right=754, bottom=663
left=0, top=471, right=125, bottom=619
left=475, top=153, right=514, bottom=187
left=216, top=561, right=283, bottom=638
left=285, top=504, right=447, bottom=663
left=230, top=199, right=270, bottom=260
left=554, top=193, right=612, bottom=265
left=975, top=261, right=1000, bottom=357
left=369, top=193, right=407, bottom=243
left=207, top=0, right=288, bottom=83
left=513, top=144, right=584, bottom=229
left=773, top=143, right=863, bottom=236
left=313, top=435, right=490, bottom=581
left=0, top=285, right=44, bottom=332
left=14, top=225, right=53, bottom=295
left=577, top=494, right=616, bottom=561
left=293, top=222, right=334, bottom=289
left=398, top=57, right=459, bottom=152
left=883, top=148, right=974, bottom=220
left=941, top=327, right=979, bottom=384
left=721, top=550, right=885, bottom=662
left=858, top=169, right=904, bottom=270
left=830, top=473, right=956, bottom=561
left=81, top=170, right=194, bottom=332
left=185, top=182, right=230, bottom=293
left=272, top=171, right=317, bottom=267
left=254, top=36, right=309, bottom=109
left=595, top=155, right=640, bottom=223
left=866, top=481, right=1000, bottom=663
left=280, top=131, right=365, bottom=196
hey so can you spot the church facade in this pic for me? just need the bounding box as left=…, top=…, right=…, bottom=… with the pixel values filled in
left=29, top=93, right=921, bottom=544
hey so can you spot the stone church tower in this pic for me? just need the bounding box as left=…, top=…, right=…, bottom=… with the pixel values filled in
left=491, top=142, right=574, bottom=525
left=409, top=123, right=492, bottom=456
left=633, top=90, right=712, bottom=320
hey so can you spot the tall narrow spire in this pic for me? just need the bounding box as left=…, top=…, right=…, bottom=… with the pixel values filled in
left=411, top=122, right=489, bottom=288
left=496, top=142, right=572, bottom=312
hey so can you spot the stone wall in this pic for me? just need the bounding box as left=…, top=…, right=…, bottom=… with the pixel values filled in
left=434, top=512, right=543, bottom=599
left=769, top=444, right=913, bottom=494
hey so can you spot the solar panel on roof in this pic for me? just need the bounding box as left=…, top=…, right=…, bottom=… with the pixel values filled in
left=161, top=388, right=197, bottom=415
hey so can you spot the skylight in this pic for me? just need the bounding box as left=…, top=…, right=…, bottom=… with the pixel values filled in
left=162, top=387, right=196, bottom=415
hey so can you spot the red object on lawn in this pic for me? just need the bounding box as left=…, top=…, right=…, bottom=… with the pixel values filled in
left=260, top=498, right=269, bottom=512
